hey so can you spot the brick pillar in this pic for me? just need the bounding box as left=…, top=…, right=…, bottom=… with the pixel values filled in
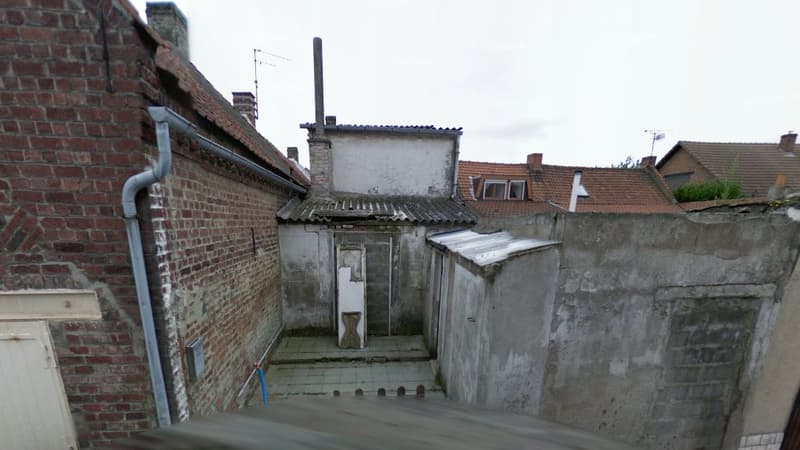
left=308, top=136, right=332, bottom=198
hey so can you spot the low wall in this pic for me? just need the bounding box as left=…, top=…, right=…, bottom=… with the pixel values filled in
left=436, top=212, right=800, bottom=450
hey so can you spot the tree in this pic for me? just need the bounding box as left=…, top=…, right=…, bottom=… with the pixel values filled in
left=610, top=156, right=640, bottom=169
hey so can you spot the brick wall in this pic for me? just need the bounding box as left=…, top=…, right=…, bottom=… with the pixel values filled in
left=147, top=146, right=289, bottom=416
left=0, top=1, right=158, bottom=447
left=1, top=1, right=296, bottom=447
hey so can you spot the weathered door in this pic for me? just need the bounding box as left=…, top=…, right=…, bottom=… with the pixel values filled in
left=0, top=320, right=77, bottom=449
left=336, top=243, right=367, bottom=348
left=335, top=233, right=394, bottom=336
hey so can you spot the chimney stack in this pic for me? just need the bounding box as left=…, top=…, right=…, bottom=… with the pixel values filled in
left=232, top=92, right=257, bottom=127
left=145, top=2, right=189, bottom=59
left=779, top=132, right=797, bottom=153
left=527, top=153, right=543, bottom=171
left=640, top=155, right=657, bottom=167
left=325, top=115, right=337, bottom=126
left=287, top=147, right=299, bottom=162
left=308, top=37, right=332, bottom=198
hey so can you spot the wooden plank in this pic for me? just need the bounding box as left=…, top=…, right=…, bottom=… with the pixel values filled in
left=0, top=289, right=101, bottom=320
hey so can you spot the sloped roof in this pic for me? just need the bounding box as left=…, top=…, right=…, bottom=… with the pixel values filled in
left=277, top=196, right=478, bottom=224
left=657, top=141, right=800, bottom=197
left=458, top=161, right=681, bottom=217
left=300, top=123, right=462, bottom=137
left=121, top=1, right=309, bottom=187
left=429, top=229, right=559, bottom=266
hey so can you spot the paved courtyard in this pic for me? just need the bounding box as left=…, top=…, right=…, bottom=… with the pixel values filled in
left=265, top=335, right=443, bottom=399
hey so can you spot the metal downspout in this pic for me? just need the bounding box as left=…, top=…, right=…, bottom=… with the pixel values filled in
left=450, top=137, right=461, bottom=199
left=122, top=107, right=193, bottom=427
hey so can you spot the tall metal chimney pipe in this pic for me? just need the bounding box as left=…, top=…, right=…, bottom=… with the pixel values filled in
left=313, top=37, right=325, bottom=136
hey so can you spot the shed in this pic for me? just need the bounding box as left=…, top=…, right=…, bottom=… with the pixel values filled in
left=425, top=230, right=561, bottom=415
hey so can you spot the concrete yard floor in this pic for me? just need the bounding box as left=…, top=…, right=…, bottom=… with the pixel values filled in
left=271, top=335, right=430, bottom=363
left=266, top=335, right=443, bottom=399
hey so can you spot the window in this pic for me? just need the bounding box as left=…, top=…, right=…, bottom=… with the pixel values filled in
left=664, top=172, right=693, bottom=190
left=483, top=181, right=507, bottom=200
left=508, top=181, right=526, bottom=200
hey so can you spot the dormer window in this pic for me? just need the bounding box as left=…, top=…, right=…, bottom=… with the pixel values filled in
left=508, top=181, right=526, bottom=200
left=483, top=181, right=507, bottom=200
left=482, top=180, right=526, bottom=200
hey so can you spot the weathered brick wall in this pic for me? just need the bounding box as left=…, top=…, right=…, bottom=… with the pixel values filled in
left=148, top=146, right=289, bottom=417
left=0, top=1, right=159, bottom=447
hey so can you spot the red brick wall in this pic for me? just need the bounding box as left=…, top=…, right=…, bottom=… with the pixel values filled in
left=1, top=1, right=294, bottom=447
left=0, top=1, right=159, bottom=447
left=148, top=149, right=288, bottom=417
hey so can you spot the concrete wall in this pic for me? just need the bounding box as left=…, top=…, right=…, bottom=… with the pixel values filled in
left=438, top=212, right=800, bottom=450
left=435, top=247, right=561, bottom=415
left=279, top=223, right=454, bottom=335
left=329, top=133, right=455, bottom=197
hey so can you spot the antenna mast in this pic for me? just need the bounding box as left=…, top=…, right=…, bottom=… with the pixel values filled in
left=644, top=129, right=666, bottom=156
left=253, top=48, right=290, bottom=121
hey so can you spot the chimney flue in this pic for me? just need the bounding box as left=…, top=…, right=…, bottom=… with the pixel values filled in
left=640, top=155, right=657, bottom=167
left=527, top=153, right=543, bottom=171
left=232, top=92, right=257, bottom=127
left=313, top=37, right=325, bottom=136
left=287, top=147, right=299, bottom=162
left=145, top=2, right=189, bottom=59
left=779, top=132, right=797, bottom=153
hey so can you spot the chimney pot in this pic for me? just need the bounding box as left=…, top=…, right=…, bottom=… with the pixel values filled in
left=325, top=115, right=337, bottom=126
left=287, top=147, right=299, bottom=162
left=232, top=92, right=257, bottom=127
left=640, top=155, right=657, bottom=167
left=527, top=153, right=543, bottom=171
left=146, top=2, right=189, bottom=59
left=779, top=132, right=797, bottom=153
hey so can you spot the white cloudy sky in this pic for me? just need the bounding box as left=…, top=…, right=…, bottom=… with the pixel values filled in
left=128, top=0, right=800, bottom=168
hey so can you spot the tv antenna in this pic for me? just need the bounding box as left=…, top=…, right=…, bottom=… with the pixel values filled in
left=644, top=129, right=666, bottom=156
left=253, top=48, right=290, bottom=119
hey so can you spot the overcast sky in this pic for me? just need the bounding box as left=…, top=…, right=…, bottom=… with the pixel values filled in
left=129, top=0, right=800, bottom=168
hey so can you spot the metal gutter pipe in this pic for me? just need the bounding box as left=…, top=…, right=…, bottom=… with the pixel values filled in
left=450, top=136, right=461, bottom=199
left=123, top=106, right=304, bottom=427
left=121, top=107, right=191, bottom=428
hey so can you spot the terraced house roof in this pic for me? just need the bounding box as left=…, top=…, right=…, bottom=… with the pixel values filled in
left=458, top=158, right=680, bottom=217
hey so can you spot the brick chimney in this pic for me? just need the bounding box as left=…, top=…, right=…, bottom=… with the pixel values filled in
left=308, top=37, right=332, bottom=198
left=287, top=147, right=299, bottom=162
left=779, top=132, right=797, bottom=153
left=640, top=155, right=657, bottom=167
left=527, top=153, right=543, bottom=171
left=232, top=92, right=257, bottom=127
left=146, top=2, right=189, bottom=59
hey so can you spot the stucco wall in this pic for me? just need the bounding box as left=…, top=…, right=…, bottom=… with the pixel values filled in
left=279, top=223, right=455, bottom=335
left=329, top=133, right=455, bottom=197
left=440, top=212, right=800, bottom=450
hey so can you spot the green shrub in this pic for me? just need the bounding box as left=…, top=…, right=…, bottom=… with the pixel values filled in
left=673, top=179, right=743, bottom=202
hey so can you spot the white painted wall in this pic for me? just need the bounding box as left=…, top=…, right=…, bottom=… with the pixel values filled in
left=330, top=133, right=455, bottom=197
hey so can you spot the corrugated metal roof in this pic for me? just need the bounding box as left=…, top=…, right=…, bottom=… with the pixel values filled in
left=277, top=196, right=478, bottom=224
left=300, top=123, right=463, bottom=136
left=429, top=230, right=559, bottom=266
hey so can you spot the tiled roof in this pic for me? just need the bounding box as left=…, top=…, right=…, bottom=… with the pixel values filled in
left=122, top=1, right=309, bottom=187
left=300, top=123, right=462, bottom=136
left=458, top=160, right=681, bottom=217
left=277, top=196, right=478, bottom=224
left=658, top=141, right=800, bottom=197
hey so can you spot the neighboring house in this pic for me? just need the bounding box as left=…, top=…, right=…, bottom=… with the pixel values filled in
left=0, top=2, right=306, bottom=448
left=656, top=133, right=800, bottom=197
left=458, top=153, right=680, bottom=217
left=278, top=40, right=476, bottom=345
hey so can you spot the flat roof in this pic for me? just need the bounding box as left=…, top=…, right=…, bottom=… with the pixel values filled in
left=428, top=229, right=559, bottom=266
